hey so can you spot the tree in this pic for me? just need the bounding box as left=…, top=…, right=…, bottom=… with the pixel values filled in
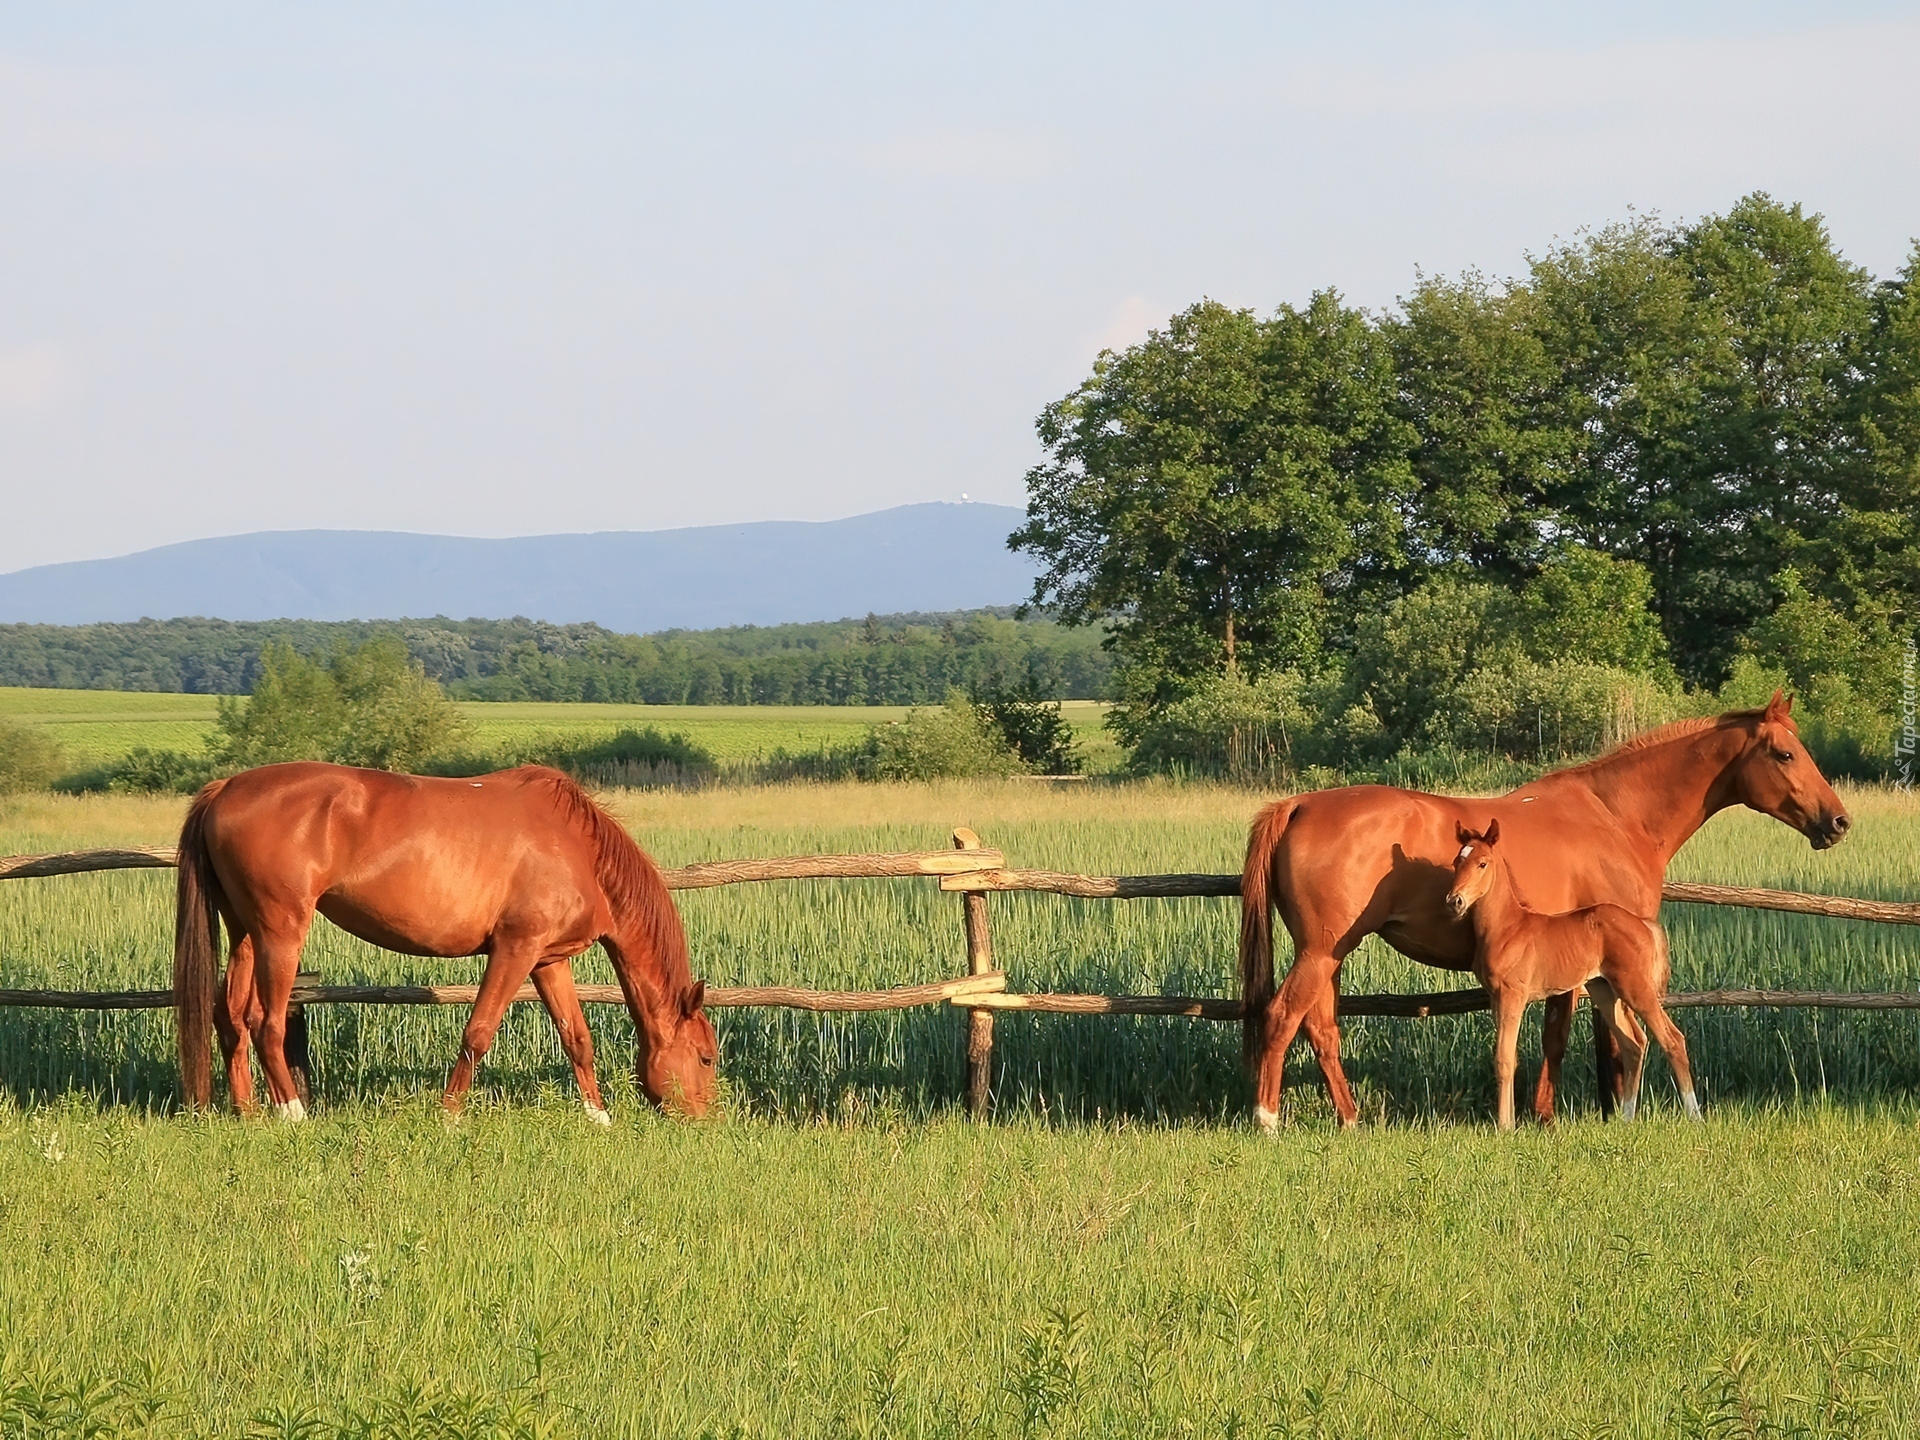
left=1011, top=295, right=1415, bottom=702
left=217, top=638, right=468, bottom=772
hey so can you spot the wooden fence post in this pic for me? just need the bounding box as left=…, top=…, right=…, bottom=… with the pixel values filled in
left=952, top=828, right=995, bottom=1118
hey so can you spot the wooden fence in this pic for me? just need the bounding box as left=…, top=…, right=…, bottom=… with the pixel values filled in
left=3, top=830, right=1919, bottom=1113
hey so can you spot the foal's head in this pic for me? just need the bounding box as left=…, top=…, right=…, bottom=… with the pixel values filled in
left=642, top=981, right=719, bottom=1118
left=1445, top=820, right=1503, bottom=919
left=1726, top=691, right=1851, bottom=850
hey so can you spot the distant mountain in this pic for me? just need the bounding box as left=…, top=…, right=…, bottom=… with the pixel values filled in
left=0, top=503, right=1040, bottom=630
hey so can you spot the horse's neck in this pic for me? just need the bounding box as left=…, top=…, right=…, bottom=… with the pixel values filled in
left=1567, top=727, right=1748, bottom=866
left=1474, top=865, right=1533, bottom=947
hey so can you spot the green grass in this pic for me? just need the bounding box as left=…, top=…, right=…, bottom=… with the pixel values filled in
left=3, top=1101, right=1920, bottom=1437
left=2, top=783, right=1919, bottom=1435
left=0, top=688, right=1121, bottom=774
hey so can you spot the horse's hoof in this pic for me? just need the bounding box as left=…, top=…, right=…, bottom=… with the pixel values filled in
left=1619, top=1097, right=1638, bottom=1122
left=585, top=1103, right=612, bottom=1127
left=1253, top=1105, right=1280, bottom=1136
left=273, top=1097, right=307, bottom=1122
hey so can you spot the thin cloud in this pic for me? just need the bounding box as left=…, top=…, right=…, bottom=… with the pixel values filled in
left=861, top=126, right=1066, bottom=183
left=0, top=346, right=78, bottom=414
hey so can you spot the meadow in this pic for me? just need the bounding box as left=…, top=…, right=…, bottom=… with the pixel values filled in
left=2, top=780, right=1919, bottom=1435
left=0, top=687, right=1122, bottom=774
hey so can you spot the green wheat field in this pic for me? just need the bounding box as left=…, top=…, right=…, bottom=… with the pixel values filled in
left=0, top=687, right=1122, bottom=772
left=2, top=779, right=1919, bottom=1436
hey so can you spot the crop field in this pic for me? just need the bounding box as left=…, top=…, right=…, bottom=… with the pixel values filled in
left=2, top=780, right=1918, bottom=1435
left=0, top=687, right=1120, bottom=773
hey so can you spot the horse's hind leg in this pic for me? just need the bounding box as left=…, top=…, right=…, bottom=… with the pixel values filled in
left=1300, top=982, right=1358, bottom=1129
left=248, top=918, right=314, bottom=1120
left=1254, top=949, right=1349, bottom=1133
left=1587, top=979, right=1647, bottom=1121
left=216, top=934, right=258, bottom=1115
left=530, top=960, right=609, bottom=1124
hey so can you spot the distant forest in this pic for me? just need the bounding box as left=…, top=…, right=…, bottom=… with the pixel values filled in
left=0, top=609, right=1115, bottom=704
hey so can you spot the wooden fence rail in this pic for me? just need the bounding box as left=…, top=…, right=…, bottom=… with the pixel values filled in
left=1, top=838, right=1916, bottom=1115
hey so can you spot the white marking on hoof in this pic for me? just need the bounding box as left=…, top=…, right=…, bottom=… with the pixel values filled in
left=1253, top=1106, right=1279, bottom=1135
left=585, top=1103, right=612, bottom=1127
left=1682, top=1090, right=1703, bottom=1122
left=1619, top=1096, right=1638, bottom=1122
left=274, top=1097, right=307, bottom=1122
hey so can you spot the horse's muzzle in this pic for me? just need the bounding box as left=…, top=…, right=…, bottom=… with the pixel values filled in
left=1445, top=893, right=1468, bottom=917
left=1808, top=811, right=1852, bottom=850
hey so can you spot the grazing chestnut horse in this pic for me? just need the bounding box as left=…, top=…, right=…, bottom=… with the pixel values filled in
left=1446, top=819, right=1700, bottom=1130
left=174, top=762, right=717, bottom=1120
left=1241, top=693, right=1848, bottom=1131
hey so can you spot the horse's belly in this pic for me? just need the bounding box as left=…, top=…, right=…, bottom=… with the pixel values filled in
left=315, top=893, right=493, bottom=959
left=1378, top=921, right=1474, bottom=972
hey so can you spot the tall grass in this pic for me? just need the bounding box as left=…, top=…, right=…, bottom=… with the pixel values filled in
left=1, top=781, right=1916, bottom=1122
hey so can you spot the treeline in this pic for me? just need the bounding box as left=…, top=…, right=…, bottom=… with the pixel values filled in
left=1017, top=194, right=1917, bottom=777
left=0, top=608, right=1114, bottom=704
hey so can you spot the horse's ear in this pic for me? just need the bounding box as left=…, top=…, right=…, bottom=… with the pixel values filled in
left=1765, top=689, right=1793, bottom=721
left=682, top=980, right=706, bottom=1019
left=1484, top=818, right=1500, bottom=847
left=1456, top=822, right=1474, bottom=845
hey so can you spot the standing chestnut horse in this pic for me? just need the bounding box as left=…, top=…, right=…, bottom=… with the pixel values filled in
left=1241, top=693, right=1848, bottom=1131
left=1446, top=819, right=1700, bottom=1131
left=174, top=762, right=717, bottom=1119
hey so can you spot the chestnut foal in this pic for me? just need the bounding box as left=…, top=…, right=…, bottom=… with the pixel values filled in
left=1446, top=820, right=1702, bottom=1130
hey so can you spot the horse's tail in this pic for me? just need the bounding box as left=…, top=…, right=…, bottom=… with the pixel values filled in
left=173, top=779, right=229, bottom=1110
left=1240, top=798, right=1299, bottom=1063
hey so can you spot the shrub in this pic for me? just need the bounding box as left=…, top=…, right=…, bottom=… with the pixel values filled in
left=425, top=726, right=719, bottom=790
left=858, top=693, right=1028, bottom=781
left=217, top=638, right=469, bottom=773
left=1719, top=570, right=1909, bottom=778
left=1125, top=671, right=1313, bottom=782
left=973, top=682, right=1080, bottom=774
left=0, top=720, right=62, bottom=794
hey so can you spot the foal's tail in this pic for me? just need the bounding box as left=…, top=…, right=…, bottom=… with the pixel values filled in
left=1239, top=799, right=1299, bottom=1063
left=173, top=780, right=229, bottom=1110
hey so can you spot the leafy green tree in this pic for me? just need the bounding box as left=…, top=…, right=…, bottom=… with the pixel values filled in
left=1012, top=295, right=1415, bottom=699
left=217, top=638, right=468, bottom=772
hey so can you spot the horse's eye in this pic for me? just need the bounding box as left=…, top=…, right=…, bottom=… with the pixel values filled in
left=700, top=1055, right=714, bottom=1068
left=1478, top=861, right=1487, bottom=869
left=1775, top=750, right=1794, bottom=764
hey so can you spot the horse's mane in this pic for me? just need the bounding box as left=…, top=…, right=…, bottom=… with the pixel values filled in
left=1553, top=707, right=1763, bottom=777
left=525, top=767, right=693, bottom=992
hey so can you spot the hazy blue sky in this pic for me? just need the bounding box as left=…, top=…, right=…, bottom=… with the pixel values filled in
left=3, top=3, right=1917, bottom=572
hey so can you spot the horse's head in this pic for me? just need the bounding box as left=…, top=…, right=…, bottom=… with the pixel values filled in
left=1727, top=692, right=1851, bottom=850
left=641, top=980, right=719, bottom=1118
left=1445, top=819, right=1502, bottom=918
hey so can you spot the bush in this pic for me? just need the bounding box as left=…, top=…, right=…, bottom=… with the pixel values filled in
left=1719, top=570, right=1909, bottom=778
left=217, top=638, right=469, bottom=773
left=973, top=682, right=1080, bottom=774
left=0, top=720, right=62, bottom=794
left=1125, top=671, right=1313, bottom=782
left=427, top=726, right=719, bottom=790
left=858, top=693, right=1028, bottom=781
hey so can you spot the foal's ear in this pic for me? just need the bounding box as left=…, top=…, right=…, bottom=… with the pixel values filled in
left=1483, top=818, right=1500, bottom=847
left=681, top=980, right=707, bottom=1018
left=1765, top=689, right=1794, bottom=721
left=1455, top=822, right=1475, bottom=846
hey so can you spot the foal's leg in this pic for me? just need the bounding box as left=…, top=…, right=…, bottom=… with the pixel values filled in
left=530, top=959, right=609, bottom=1124
left=1254, top=949, right=1346, bottom=1133
left=1490, top=988, right=1527, bottom=1132
left=442, top=943, right=544, bottom=1114
left=216, top=934, right=258, bottom=1115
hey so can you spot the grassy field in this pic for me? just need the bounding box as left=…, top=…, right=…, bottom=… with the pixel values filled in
left=2, top=781, right=1919, bottom=1435
left=0, top=687, right=1121, bottom=772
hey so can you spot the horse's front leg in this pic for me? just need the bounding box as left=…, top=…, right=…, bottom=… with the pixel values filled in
left=530, top=959, right=610, bottom=1124
left=443, top=943, right=544, bottom=1115
left=1532, top=990, right=1573, bottom=1124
